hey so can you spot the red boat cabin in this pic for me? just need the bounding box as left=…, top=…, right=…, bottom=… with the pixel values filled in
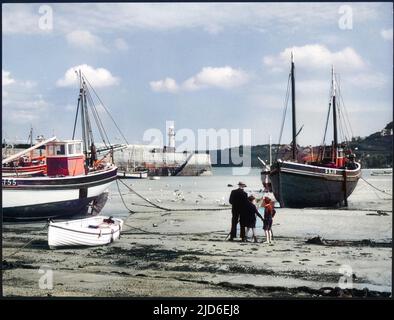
left=46, top=140, right=85, bottom=176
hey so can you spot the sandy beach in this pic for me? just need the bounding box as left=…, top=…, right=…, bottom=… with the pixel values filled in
left=2, top=169, right=392, bottom=297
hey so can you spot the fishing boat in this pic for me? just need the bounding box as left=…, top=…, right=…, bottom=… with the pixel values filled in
left=2, top=72, right=120, bottom=221
left=48, top=216, right=123, bottom=249
left=117, top=169, right=148, bottom=179
left=265, top=54, right=361, bottom=208
left=2, top=129, right=47, bottom=177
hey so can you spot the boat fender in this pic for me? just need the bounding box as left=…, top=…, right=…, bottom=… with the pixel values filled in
left=98, top=229, right=102, bottom=238
left=110, top=229, right=114, bottom=243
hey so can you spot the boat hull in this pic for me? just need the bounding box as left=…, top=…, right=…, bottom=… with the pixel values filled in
left=2, top=167, right=117, bottom=222
left=48, top=216, right=123, bottom=248
left=269, top=161, right=361, bottom=208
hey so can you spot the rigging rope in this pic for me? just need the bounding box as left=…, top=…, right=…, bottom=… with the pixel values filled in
left=82, top=73, right=130, bottom=145
left=275, top=74, right=291, bottom=160
left=85, top=88, right=110, bottom=148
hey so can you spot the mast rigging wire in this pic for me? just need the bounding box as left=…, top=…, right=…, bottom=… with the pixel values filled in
left=82, top=73, right=130, bottom=145
left=275, top=73, right=291, bottom=160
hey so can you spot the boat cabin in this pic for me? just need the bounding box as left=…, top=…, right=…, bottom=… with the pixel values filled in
left=46, top=140, right=85, bottom=176
left=319, top=145, right=345, bottom=168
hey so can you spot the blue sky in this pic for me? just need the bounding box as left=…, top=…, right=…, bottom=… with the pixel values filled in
left=2, top=3, right=393, bottom=149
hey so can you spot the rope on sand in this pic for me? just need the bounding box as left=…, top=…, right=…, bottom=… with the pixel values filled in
left=117, top=178, right=231, bottom=212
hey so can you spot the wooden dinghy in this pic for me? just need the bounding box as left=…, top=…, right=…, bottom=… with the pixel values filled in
left=48, top=216, right=123, bottom=249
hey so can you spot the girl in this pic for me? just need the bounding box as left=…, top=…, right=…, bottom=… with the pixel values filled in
left=262, top=196, right=276, bottom=244
left=243, top=195, right=264, bottom=243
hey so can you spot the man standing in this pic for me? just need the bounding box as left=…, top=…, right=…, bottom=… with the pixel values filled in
left=229, top=182, right=248, bottom=241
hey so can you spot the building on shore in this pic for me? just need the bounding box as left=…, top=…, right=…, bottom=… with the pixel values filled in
left=113, top=125, right=212, bottom=176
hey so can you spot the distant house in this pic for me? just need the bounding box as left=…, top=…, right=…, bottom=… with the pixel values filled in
left=380, top=128, right=393, bottom=136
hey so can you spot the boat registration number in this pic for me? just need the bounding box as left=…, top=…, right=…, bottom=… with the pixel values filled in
left=325, top=169, right=337, bottom=174
left=2, top=178, right=17, bottom=186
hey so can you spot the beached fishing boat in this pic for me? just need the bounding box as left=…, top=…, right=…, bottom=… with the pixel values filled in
left=265, top=54, right=361, bottom=208
left=48, top=216, right=123, bottom=249
left=2, top=129, right=47, bottom=177
left=2, top=72, right=120, bottom=221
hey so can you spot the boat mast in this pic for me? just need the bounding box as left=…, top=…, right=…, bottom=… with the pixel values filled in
left=331, top=66, right=338, bottom=159
left=269, top=134, right=272, bottom=166
left=79, top=71, right=89, bottom=168
left=29, top=126, right=33, bottom=147
left=291, top=52, right=297, bottom=161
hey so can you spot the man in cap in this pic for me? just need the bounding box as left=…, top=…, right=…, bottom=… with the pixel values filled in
left=228, top=181, right=248, bottom=241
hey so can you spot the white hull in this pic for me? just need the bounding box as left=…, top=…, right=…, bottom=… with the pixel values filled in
left=48, top=216, right=124, bottom=249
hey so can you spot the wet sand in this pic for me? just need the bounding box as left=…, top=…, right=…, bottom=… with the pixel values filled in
left=2, top=171, right=392, bottom=297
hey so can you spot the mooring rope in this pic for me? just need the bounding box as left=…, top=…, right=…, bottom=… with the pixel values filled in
left=117, top=178, right=230, bottom=212
left=360, top=176, right=392, bottom=197
left=3, top=223, right=48, bottom=259
left=121, top=222, right=227, bottom=236
left=116, top=179, right=137, bottom=214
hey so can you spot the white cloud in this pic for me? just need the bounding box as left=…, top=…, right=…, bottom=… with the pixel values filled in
left=151, top=66, right=249, bottom=93
left=381, top=28, right=393, bottom=41
left=263, top=44, right=365, bottom=72
left=150, top=78, right=179, bottom=93
left=114, top=38, right=129, bottom=51
left=2, top=70, right=15, bottom=86
left=56, top=64, right=119, bottom=88
left=66, top=30, right=108, bottom=52
left=182, top=66, right=249, bottom=91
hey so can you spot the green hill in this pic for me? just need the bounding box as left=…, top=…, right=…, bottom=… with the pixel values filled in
left=211, top=122, right=393, bottom=168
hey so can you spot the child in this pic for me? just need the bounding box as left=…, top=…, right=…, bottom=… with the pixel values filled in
left=243, top=195, right=264, bottom=243
left=261, top=196, right=276, bottom=244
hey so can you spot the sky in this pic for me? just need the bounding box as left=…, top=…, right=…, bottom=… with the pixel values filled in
left=2, top=2, right=393, bottom=150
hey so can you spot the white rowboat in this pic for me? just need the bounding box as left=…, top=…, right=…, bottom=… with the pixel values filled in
left=48, top=216, right=123, bottom=249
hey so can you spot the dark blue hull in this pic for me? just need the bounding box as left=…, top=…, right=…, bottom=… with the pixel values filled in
left=269, top=161, right=361, bottom=208
left=2, top=192, right=109, bottom=222
left=3, top=197, right=92, bottom=222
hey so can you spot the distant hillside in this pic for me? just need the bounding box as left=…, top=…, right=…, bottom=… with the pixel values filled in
left=211, top=121, right=393, bottom=168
